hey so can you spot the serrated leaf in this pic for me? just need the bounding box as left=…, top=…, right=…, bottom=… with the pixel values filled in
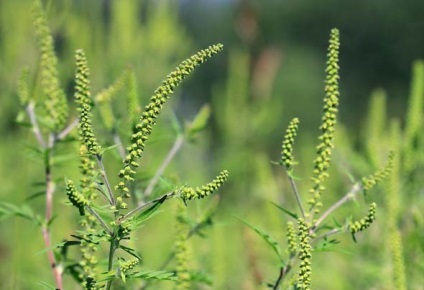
left=235, top=215, right=283, bottom=261
left=270, top=202, right=298, bottom=219
left=119, top=245, right=142, bottom=261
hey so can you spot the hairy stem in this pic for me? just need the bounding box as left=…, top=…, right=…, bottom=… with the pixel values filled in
left=96, top=154, right=116, bottom=206
left=56, top=118, right=78, bottom=141
left=141, top=134, right=184, bottom=203
left=112, top=128, right=126, bottom=160
left=85, top=205, right=112, bottom=234
left=42, top=134, right=63, bottom=289
left=314, top=183, right=361, bottom=229
left=105, top=238, right=119, bottom=290
left=26, top=101, right=45, bottom=147
left=287, top=173, right=306, bottom=219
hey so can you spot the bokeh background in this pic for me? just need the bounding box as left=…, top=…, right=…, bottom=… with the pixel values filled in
left=0, top=0, right=423, bottom=289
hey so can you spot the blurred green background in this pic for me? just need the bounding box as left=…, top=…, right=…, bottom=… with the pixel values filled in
left=0, top=0, right=423, bottom=289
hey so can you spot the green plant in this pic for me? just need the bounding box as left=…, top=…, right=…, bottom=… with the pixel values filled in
left=0, top=1, right=228, bottom=289
left=240, top=28, right=394, bottom=290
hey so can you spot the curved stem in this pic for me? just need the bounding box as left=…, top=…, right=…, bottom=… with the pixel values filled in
left=141, top=134, right=184, bottom=203
left=96, top=154, right=116, bottom=206
left=314, top=183, right=361, bottom=229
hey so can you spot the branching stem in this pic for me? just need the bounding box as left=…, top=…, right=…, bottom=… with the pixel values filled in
left=314, top=183, right=361, bottom=229
left=142, top=134, right=184, bottom=202
left=96, top=154, right=116, bottom=206
left=287, top=172, right=306, bottom=220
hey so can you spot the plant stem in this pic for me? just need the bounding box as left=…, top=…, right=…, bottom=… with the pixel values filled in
left=26, top=101, right=45, bottom=148
left=314, top=183, right=361, bottom=229
left=287, top=173, right=306, bottom=220
left=141, top=134, right=184, bottom=203
left=112, top=128, right=126, bottom=159
left=42, top=134, right=63, bottom=289
left=56, top=118, right=78, bottom=141
left=96, top=154, right=116, bottom=206
left=105, top=238, right=119, bottom=290
left=85, top=205, right=112, bottom=234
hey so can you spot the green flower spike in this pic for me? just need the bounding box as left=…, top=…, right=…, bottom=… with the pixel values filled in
left=66, top=179, right=88, bottom=216
left=116, top=44, right=224, bottom=198
left=180, top=170, right=229, bottom=202
left=32, top=0, right=68, bottom=131
left=349, top=202, right=377, bottom=236
left=75, top=49, right=102, bottom=155
left=297, top=218, right=312, bottom=290
left=362, top=151, right=394, bottom=195
left=286, top=221, right=297, bottom=257
left=280, top=118, right=300, bottom=170
left=175, top=200, right=191, bottom=290
left=308, top=28, right=340, bottom=214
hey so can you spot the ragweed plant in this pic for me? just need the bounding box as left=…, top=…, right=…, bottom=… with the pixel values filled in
left=240, top=29, right=394, bottom=290
left=1, top=1, right=228, bottom=289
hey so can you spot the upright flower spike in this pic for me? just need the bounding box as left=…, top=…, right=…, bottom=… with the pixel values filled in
left=115, top=44, right=224, bottom=198
left=286, top=221, right=297, bottom=257
left=349, top=202, right=377, bottom=236
left=308, top=28, right=340, bottom=215
left=362, top=151, right=394, bottom=195
left=180, top=170, right=229, bottom=202
left=175, top=200, right=191, bottom=290
left=280, top=118, right=300, bottom=170
left=297, top=218, right=312, bottom=290
left=75, top=49, right=102, bottom=155
left=32, top=0, right=68, bottom=131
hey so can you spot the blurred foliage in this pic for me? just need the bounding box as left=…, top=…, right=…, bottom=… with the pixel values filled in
left=0, top=0, right=423, bottom=289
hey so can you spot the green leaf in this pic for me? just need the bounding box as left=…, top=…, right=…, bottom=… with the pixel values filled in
left=0, top=202, right=39, bottom=224
left=235, top=215, right=283, bottom=261
left=270, top=202, right=298, bottom=219
left=133, top=195, right=166, bottom=227
left=127, top=270, right=177, bottom=281
left=119, top=245, right=142, bottom=261
left=189, top=271, right=213, bottom=285
left=186, top=104, right=211, bottom=140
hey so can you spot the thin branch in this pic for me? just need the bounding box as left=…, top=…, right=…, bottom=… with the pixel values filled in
left=142, top=134, right=184, bottom=202
left=314, top=183, right=361, bottom=229
left=41, top=133, right=63, bottom=289
left=118, top=191, right=176, bottom=223
left=96, top=154, right=116, bottom=206
left=286, top=172, right=305, bottom=219
left=85, top=205, right=112, bottom=234
left=56, top=118, right=78, bottom=141
left=112, top=128, right=126, bottom=160
left=26, top=101, right=46, bottom=148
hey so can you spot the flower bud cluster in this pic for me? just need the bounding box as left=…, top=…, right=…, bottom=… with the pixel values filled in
left=349, top=202, right=377, bottom=234
left=32, top=0, right=68, bottom=131
left=297, top=218, right=312, bottom=290
left=66, top=179, right=87, bottom=216
left=116, top=44, right=224, bottom=198
left=180, top=170, right=229, bottom=202
left=280, top=118, right=300, bottom=170
left=75, top=49, right=101, bottom=155
left=362, top=152, right=394, bottom=194
left=309, top=28, right=340, bottom=214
